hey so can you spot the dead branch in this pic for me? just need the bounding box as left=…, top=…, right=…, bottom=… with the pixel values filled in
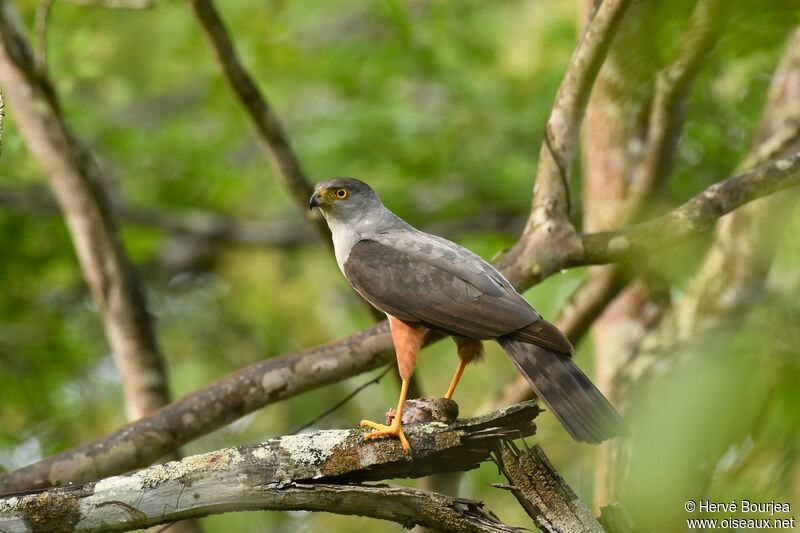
left=493, top=442, right=605, bottom=533
left=0, top=0, right=171, bottom=421
left=0, top=402, right=541, bottom=532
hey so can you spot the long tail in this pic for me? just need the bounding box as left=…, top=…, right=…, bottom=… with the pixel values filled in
left=497, top=336, right=629, bottom=443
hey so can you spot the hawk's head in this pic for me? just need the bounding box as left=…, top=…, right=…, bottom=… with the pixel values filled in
left=309, top=178, right=382, bottom=220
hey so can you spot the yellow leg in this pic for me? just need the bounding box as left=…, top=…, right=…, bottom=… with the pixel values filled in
left=445, top=358, right=467, bottom=400
left=360, top=378, right=411, bottom=452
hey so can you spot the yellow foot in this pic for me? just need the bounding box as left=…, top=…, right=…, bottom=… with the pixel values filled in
left=360, top=419, right=411, bottom=452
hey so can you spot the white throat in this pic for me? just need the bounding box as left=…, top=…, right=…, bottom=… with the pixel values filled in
left=323, top=213, right=362, bottom=272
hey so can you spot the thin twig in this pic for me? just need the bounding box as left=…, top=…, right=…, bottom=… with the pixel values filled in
left=291, top=364, right=392, bottom=434
left=0, top=0, right=171, bottom=423
left=542, top=125, right=570, bottom=214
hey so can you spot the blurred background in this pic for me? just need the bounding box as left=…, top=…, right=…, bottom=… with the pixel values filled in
left=0, top=0, right=798, bottom=530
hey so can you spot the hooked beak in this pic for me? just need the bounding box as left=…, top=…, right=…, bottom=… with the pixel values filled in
left=309, top=192, right=327, bottom=210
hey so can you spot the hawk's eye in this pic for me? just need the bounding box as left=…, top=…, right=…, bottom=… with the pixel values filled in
left=335, top=188, right=349, bottom=199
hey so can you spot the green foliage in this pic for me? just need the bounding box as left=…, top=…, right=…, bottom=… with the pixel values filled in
left=1, top=0, right=799, bottom=530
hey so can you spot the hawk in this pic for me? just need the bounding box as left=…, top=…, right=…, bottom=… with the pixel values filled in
left=310, top=178, right=628, bottom=451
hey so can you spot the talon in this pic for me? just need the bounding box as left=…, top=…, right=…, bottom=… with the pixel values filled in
left=360, top=418, right=411, bottom=452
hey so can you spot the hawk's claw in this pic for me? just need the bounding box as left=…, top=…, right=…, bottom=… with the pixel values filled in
left=360, top=419, right=411, bottom=452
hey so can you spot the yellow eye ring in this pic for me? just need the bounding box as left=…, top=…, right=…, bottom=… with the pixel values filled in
left=335, top=188, right=349, bottom=199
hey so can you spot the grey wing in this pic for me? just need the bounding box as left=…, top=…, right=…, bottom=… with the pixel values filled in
left=342, top=237, right=537, bottom=339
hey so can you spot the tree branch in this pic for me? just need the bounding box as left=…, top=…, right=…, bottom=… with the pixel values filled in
left=0, top=402, right=541, bottom=532
left=628, top=0, right=725, bottom=203
left=533, top=0, right=633, bottom=215
left=0, top=0, right=171, bottom=421
left=493, top=442, right=605, bottom=533
left=4, top=148, right=797, bottom=494
left=187, top=0, right=328, bottom=242
left=578, top=151, right=800, bottom=265
left=498, top=0, right=632, bottom=290
left=0, top=322, right=395, bottom=493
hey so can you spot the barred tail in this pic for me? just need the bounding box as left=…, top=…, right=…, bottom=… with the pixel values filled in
left=497, top=337, right=629, bottom=443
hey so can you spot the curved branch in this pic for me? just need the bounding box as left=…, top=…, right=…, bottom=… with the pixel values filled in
left=498, top=0, right=632, bottom=289
left=532, top=0, right=633, bottom=215
left=0, top=0, right=170, bottom=421
left=578, top=151, right=800, bottom=265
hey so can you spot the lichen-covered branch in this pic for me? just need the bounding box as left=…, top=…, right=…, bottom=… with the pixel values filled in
left=0, top=402, right=540, bottom=532
left=0, top=322, right=395, bottom=493
left=578, top=151, right=800, bottom=265
left=493, top=442, right=605, bottom=533
left=0, top=0, right=171, bottom=421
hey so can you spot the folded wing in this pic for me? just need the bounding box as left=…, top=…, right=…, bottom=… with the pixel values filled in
left=343, top=235, right=566, bottom=352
